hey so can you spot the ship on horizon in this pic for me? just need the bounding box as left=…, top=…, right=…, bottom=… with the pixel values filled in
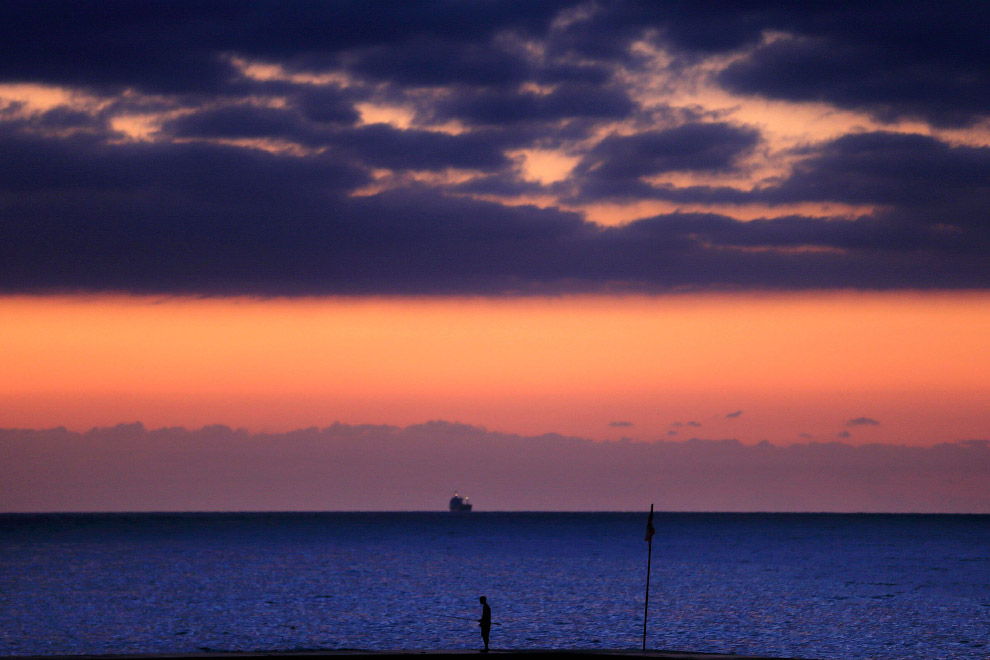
left=449, top=492, right=472, bottom=512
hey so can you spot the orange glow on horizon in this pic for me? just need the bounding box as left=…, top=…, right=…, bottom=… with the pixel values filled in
left=1, top=293, right=988, bottom=444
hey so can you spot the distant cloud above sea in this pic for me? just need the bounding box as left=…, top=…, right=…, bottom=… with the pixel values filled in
left=2, top=422, right=987, bottom=513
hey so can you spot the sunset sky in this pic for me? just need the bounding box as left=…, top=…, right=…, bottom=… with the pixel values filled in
left=1, top=2, right=988, bottom=510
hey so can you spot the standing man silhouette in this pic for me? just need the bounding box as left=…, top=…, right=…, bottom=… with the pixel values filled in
left=478, top=595, right=492, bottom=652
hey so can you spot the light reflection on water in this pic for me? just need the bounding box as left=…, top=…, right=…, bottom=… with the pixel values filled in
left=0, top=512, right=987, bottom=659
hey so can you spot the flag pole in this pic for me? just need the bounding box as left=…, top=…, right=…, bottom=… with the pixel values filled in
left=643, top=503, right=655, bottom=651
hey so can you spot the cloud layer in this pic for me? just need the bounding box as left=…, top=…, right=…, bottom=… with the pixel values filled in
left=2, top=421, right=987, bottom=513
left=1, top=1, right=988, bottom=294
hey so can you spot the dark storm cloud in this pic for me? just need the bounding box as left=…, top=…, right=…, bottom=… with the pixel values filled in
left=525, top=131, right=990, bottom=290
left=625, top=213, right=955, bottom=256
left=435, top=83, right=635, bottom=125
left=769, top=132, right=990, bottom=213
left=580, top=123, right=759, bottom=177
left=572, top=123, right=760, bottom=199
left=537, top=0, right=771, bottom=63
left=847, top=417, right=880, bottom=427
left=725, top=411, right=743, bottom=419
left=2, top=125, right=988, bottom=294
left=609, top=421, right=634, bottom=428
left=534, top=62, right=614, bottom=87
left=753, top=132, right=990, bottom=260
left=3, top=422, right=988, bottom=512
left=564, top=130, right=989, bottom=280
left=348, top=38, right=532, bottom=88
left=35, top=106, right=103, bottom=130
left=291, top=87, right=362, bottom=125
left=1, top=1, right=989, bottom=295
left=331, top=125, right=514, bottom=172
left=0, top=1, right=567, bottom=94
left=556, top=2, right=990, bottom=127
left=0, top=105, right=112, bottom=140
left=718, top=17, right=990, bottom=127
left=451, top=172, right=548, bottom=197
left=0, top=127, right=590, bottom=294
left=162, top=107, right=515, bottom=171
left=1, top=1, right=987, bottom=128
left=163, top=106, right=325, bottom=143
left=0, top=125, right=366, bottom=194
left=0, top=2, right=239, bottom=94
left=160, top=89, right=363, bottom=143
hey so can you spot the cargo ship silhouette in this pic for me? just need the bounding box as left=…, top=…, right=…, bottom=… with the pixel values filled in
left=449, top=492, right=472, bottom=512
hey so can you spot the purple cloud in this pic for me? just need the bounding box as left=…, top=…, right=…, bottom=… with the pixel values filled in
left=846, top=417, right=881, bottom=427
left=2, top=422, right=987, bottom=513
left=0, top=2, right=988, bottom=295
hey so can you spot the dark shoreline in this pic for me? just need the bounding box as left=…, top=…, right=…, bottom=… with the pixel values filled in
left=1, top=650, right=811, bottom=660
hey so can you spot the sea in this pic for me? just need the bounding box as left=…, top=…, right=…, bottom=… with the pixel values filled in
left=0, top=513, right=987, bottom=659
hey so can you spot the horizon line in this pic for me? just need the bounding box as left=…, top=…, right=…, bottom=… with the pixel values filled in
left=3, top=510, right=987, bottom=516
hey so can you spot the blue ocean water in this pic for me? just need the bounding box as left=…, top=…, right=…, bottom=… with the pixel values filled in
left=0, top=513, right=987, bottom=659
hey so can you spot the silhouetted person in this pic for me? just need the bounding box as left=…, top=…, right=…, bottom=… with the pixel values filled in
left=478, top=595, right=491, bottom=652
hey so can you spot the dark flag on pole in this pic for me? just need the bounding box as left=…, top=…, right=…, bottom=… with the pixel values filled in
left=642, top=503, right=654, bottom=650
